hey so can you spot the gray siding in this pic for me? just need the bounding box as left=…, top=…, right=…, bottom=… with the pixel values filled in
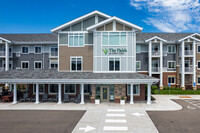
left=136, top=52, right=148, bottom=71
left=163, top=53, right=176, bottom=71
left=71, top=22, right=82, bottom=31
left=59, top=34, right=68, bottom=44
left=83, top=16, right=95, bottom=31
left=13, top=53, right=50, bottom=70
left=61, top=27, right=70, bottom=31
left=85, top=33, right=93, bottom=44
left=98, top=16, right=107, bottom=22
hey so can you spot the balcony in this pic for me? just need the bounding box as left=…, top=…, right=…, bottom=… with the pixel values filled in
left=180, top=67, right=193, bottom=73
left=152, top=67, right=160, bottom=72
left=0, top=51, right=13, bottom=57
left=152, top=51, right=160, bottom=56
left=179, top=50, right=193, bottom=57
left=49, top=52, right=58, bottom=58
left=0, top=67, right=5, bottom=71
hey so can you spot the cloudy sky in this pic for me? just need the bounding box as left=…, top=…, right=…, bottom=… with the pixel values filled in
left=0, top=0, right=199, bottom=33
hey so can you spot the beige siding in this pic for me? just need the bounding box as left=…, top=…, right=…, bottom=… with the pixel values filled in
left=105, top=22, right=113, bottom=31
left=59, top=46, right=93, bottom=71
left=125, top=26, right=132, bottom=31
left=116, top=22, right=123, bottom=31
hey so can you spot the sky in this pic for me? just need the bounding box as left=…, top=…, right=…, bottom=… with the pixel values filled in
left=0, top=0, right=200, bottom=33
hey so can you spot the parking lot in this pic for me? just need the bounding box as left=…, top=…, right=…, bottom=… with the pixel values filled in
left=0, top=110, right=85, bottom=133
left=147, top=99, right=200, bottom=133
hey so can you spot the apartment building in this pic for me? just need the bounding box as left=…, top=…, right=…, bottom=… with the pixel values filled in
left=0, top=10, right=199, bottom=104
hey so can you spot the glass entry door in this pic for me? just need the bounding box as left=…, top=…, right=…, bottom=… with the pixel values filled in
left=101, top=86, right=109, bottom=102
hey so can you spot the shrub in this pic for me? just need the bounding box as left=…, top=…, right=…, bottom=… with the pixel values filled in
left=121, top=96, right=125, bottom=100
left=17, top=85, right=21, bottom=90
left=95, top=95, right=100, bottom=100
left=151, top=85, right=158, bottom=94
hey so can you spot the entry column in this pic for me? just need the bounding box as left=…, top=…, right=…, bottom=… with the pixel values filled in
left=58, top=84, right=62, bottom=104
left=147, top=83, right=151, bottom=104
left=35, top=84, right=39, bottom=104
left=80, top=84, right=84, bottom=104
left=12, top=83, right=17, bottom=104
left=130, top=84, right=134, bottom=104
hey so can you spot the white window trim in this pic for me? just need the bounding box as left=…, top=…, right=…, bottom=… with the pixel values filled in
left=49, top=60, right=58, bottom=69
left=70, top=56, right=83, bottom=71
left=33, top=84, right=45, bottom=94
left=21, top=46, right=29, bottom=54
left=34, top=46, right=42, bottom=54
left=167, top=45, right=176, bottom=54
left=64, top=84, right=76, bottom=94
left=168, top=77, right=176, bottom=84
left=101, top=32, right=127, bottom=47
left=48, top=84, right=58, bottom=94
left=197, top=61, right=200, bottom=69
left=68, top=33, right=85, bottom=47
left=34, top=61, right=42, bottom=69
left=167, top=61, right=176, bottom=69
left=197, top=45, right=200, bottom=53
left=197, top=76, right=200, bottom=85
left=109, top=57, right=121, bottom=71
left=136, top=61, right=141, bottom=69
left=136, top=45, right=141, bottom=53
left=21, top=61, right=29, bottom=69
left=127, top=84, right=140, bottom=96
left=49, top=45, right=58, bottom=57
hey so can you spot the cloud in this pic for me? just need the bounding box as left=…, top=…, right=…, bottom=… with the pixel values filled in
left=130, top=0, right=200, bottom=32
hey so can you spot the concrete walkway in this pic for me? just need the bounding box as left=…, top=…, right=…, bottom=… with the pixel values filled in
left=0, top=95, right=200, bottom=133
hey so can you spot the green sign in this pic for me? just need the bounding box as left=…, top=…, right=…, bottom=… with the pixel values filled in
left=102, top=48, right=127, bottom=55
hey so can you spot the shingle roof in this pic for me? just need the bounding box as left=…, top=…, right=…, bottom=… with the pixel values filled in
left=136, top=33, right=193, bottom=42
left=0, top=33, right=196, bottom=43
left=0, top=33, right=57, bottom=43
left=0, top=69, right=159, bottom=83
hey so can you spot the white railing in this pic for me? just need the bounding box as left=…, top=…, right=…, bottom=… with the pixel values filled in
left=152, top=67, right=160, bottom=72
left=163, top=51, right=168, bottom=56
left=163, top=67, right=168, bottom=71
left=185, top=50, right=193, bottom=56
left=50, top=52, right=58, bottom=57
left=0, top=51, right=5, bottom=56
left=152, top=51, right=160, bottom=56
left=180, top=67, right=193, bottom=73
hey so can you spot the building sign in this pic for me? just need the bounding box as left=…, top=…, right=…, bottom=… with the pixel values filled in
left=102, top=48, right=127, bottom=55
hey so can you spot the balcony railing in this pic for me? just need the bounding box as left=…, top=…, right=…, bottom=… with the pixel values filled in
left=152, top=67, right=160, bottom=72
left=49, top=52, right=58, bottom=57
left=179, top=50, right=193, bottom=56
left=152, top=51, right=160, bottom=56
left=0, top=51, right=12, bottom=57
left=0, top=67, right=5, bottom=71
left=180, top=67, right=193, bottom=73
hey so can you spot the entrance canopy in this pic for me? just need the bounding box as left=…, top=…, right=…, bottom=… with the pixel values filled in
left=0, top=69, right=159, bottom=84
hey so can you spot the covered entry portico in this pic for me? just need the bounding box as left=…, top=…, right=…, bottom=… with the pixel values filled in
left=0, top=70, right=159, bottom=104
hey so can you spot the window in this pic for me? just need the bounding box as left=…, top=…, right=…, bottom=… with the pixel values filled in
left=22, top=46, right=29, bottom=54
left=198, top=61, right=200, bottom=69
left=168, top=45, right=176, bottom=53
left=109, top=57, right=120, bottom=71
left=3, top=61, right=12, bottom=69
left=136, top=45, right=141, bottom=53
left=64, top=84, right=76, bottom=94
left=48, top=84, right=58, bottom=94
left=69, top=33, right=84, bottom=47
left=34, top=61, right=42, bottom=69
left=136, top=61, right=141, bottom=69
left=197, top=77, right=200, bottom=84
left=21, top=61, right=29, bottom=69
left=152, top=45, right=159, bottom=52
left=198, top=45, right=200, bottom=53
left=84, top=84, right=91, bottom=94
left=50, top=61, right=58, bottom=69
left=168, top=61, right=175, bottom=69
left=168, top=77, right=175, bottom=84
left=102, top=32, right=126, bottom=46
left=127, top=85, right=140, bottom=95
left=50, top=46, right=58, bottom=56
left=71, top=57, right=82, bottom=71
left=33, top=84, right=45, bottom=94
left=35, top=46, right=42, bottom=54
left=185, top=45, right=190, bottom=51
left=185, top=60, right=190, bottom=68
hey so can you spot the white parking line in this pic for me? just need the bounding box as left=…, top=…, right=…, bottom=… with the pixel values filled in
left=103, top=126, right=128, bottom=131
left=106, top=114, right=126, bottom=117
left=105, top=119, right=127, bottom=123
left=107, top=109, right=125, bottom=112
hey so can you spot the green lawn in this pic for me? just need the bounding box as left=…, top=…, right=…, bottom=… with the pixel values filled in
left=154, top=90, right=200, bottom=95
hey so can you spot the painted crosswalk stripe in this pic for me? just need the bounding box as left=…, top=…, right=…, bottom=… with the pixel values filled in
left=103, top=126, right=128, bottom=131
left=107, top=109, right=125, bottom=112
left=106, top=114, right=126, bottom=117
left=105, top=119, right=127, bottom=123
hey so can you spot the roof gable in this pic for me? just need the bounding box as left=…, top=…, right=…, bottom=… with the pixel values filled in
left=178, top=36, right=200, bottom=42
left=87, top=16, right=143, bottom=31
left=51, top=10, right=111, bottom=33
left=0, top=37, right=11, bottom=43
left=145, top=36, right=167, bottom=43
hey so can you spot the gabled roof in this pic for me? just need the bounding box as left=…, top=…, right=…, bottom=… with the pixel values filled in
left=145, top=36, right=167, bottom=43
left=87, top=16, right=143, bottom=31
left=0, top=37, right=11, bottom=43
left=178, top=36, right=200, bottom=42
left=51, top=10, right=111, bottom=33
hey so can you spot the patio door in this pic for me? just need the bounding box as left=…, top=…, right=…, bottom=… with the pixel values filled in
left=101, top=86, right=109, bottom=102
